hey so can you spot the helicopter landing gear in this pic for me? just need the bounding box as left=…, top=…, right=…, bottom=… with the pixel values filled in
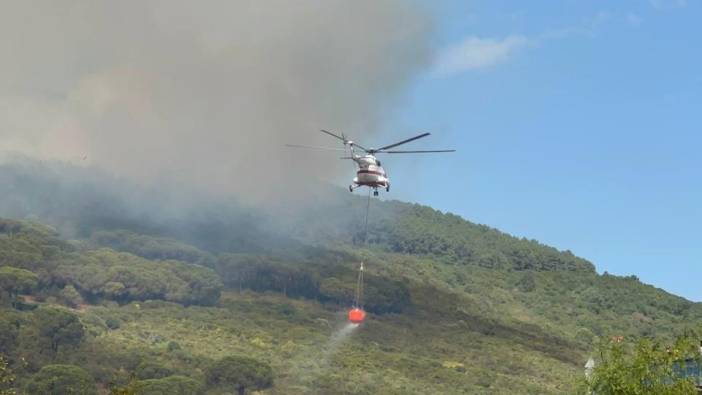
left=386, top=185, right=390, bottom=192
left=373, top=190, right=379, bottom=197
left=349, top=185, right=353, bottom=193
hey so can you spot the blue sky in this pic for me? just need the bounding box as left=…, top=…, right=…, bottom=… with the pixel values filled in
left=381, top=1, right=702, bottom=300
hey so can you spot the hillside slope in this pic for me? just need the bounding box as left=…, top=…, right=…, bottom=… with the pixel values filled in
left=1, top=162, right=700, bottom=394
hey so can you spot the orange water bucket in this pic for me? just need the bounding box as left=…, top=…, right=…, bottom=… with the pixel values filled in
left=348, top=308, right=366, bottom=324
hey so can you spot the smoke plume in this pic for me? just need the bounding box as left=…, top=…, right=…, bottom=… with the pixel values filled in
left=0, top=1, right=432, bottom=200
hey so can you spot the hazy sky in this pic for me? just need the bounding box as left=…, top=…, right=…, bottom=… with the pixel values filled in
left=1, top=1, right=700, bottom=300
left=0, top=0, right=430, bottom=199
left=380, top=0, right=701, bottom=301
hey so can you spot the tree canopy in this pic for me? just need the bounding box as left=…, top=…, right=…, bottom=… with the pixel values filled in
left=0, top=266, right=38, bottom=308
left=206, top=356, right=273, bottom=395
left=89, top=230, right=214, bottom=266
left=0, top=219, right=69, bottom=272
left=54, top=249, right=222, bottom=306
left=34, top=307, right=84, bottom=352
left=27, top=364, right=96, bottom=395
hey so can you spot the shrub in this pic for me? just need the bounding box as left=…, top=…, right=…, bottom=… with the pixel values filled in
left=105, top=317, right=122, bottom=330
left=0, top=355, right=16, bottom=395
left=167, top=341, right=181, bottom=352
left=135, top=360, right=172, bottom=380
left=134, top=375, right=204, bottom=395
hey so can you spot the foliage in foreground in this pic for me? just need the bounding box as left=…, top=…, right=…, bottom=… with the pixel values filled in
left=580, top=335, right=700, bottom=395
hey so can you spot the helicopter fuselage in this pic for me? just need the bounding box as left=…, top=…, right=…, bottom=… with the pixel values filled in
left=351, top=154, right=389, bottom=193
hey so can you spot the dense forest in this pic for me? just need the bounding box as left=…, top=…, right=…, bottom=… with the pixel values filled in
left=1, top=160, right=701, bottom=394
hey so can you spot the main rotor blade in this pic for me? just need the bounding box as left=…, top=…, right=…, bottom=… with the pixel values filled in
left=380, top=149, right=456, bottom=154
left=320, top=129, right=372, bottom=152
left=351, top=143, right=370, bottom=152
left=285, top=144, right=346, bottom=151
left=375, top=132, right=431, bottom=151
left=320, top=129, right=346, bottom=142
left=320, top=129, right=370, bottom=152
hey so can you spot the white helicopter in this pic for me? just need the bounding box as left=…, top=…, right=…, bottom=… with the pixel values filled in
left=287, top=130, right=455, bottom=196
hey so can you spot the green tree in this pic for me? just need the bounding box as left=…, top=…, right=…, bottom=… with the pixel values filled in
left=582, top=336, right=698, bottom=395
left=0, top=355, right=16, bottom=395
left=0, top=312, right=20, bottom=354
left=26, top=364, right=96, bottom=395
left=34, top=307, right=85, bottom=352
left=0, top=266, right=38, bottom=308
left=60, top=285, right=83, bottom=308
left=206, top=356, right=273, bottom=395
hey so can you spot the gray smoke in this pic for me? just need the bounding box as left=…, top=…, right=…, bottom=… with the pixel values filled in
left=0, top=1, right=432, bottom=201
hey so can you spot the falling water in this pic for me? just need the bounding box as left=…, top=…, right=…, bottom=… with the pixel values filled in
left=326, top=322, right=359, bottom=354
left=281, top=314, right=361, bottom=390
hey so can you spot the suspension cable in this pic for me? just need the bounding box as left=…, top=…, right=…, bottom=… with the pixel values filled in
left=354, top=262, right=364, bottom=309
left=354, top=188, right=372, bottom=309
left=363, top=187, right=371, bottom=245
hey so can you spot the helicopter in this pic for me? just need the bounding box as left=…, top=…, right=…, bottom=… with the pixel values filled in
left=286, top=130, right=455, bottom=196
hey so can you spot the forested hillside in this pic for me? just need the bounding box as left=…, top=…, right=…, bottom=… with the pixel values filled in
left=1, top=161, right=700, bottom=394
